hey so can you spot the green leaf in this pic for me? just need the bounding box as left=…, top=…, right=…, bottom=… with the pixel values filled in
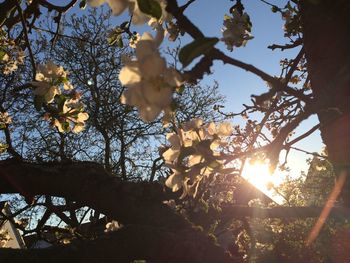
left=56, top=76, right=69, bottom=84
left=176, top=84, right=185, bottom=94
left=34, top=95, right=44, bottom=111
left=137, top=0, right=162, bottom=20
left=120, top=21, right=129, bottom=29
left=271, top=5, right=278, bottom=13
left=179, top=37, right=219, bottom=67
left=0, top=143, right=8, bottom=153
left=79, top=0, right=87, bottom=9
left=108, top=32, right=123, bottom=47
left=107, top=35, right=118, bottom=46
left=55, top=94, right=66, bottom=113
left=0, top=49, right=6, bottom=61
left=223, top=14, right=231, bottom=21
left=61, top=121, right=70, bottom=132
left=117, top=36, right=124, bottom=48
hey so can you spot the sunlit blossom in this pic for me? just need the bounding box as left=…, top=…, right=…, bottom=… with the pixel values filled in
left=0, top=112, right=12, bottom=125
left=105, top=220, right=122, bottom=232
left=31, top=61, right=88, bottom=133
left=88, top=0, right=170, bottom=25
left=163, top=119, right=233, bottom=197
left=221, top=9, right=253, bottom=51
left=129, top=33, right=140, bottom=48
left=119, top=27, right=182, bottom=122
left=31, top=61, right=71, bottom=103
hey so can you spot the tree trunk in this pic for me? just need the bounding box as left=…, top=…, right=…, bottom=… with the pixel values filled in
left=301, top=0, right=350, bottom=204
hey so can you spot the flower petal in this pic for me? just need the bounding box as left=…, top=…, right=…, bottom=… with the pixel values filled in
left=107, top=0, right=128, bottom=15
left=165, top=172, right=183, bottom=192
left=119, top=62, right=141, bottom=86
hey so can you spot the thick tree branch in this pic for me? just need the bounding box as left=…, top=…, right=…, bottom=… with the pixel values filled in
left=0, top=159, right=237, bottom=262
left=0, top=224, right=237, bottom=263
left=0, top=160, right=179, bottom=228
left=221, top=205, right=350, bottom=220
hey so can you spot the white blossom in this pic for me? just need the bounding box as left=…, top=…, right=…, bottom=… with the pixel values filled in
left=165, top=170, right=184, bottom=192
left=0, top=30, right=25, bottom=75
left=162, top=199, right=176, bottom=209
left=163, top=119, right=233, bottom=197
left=119, top=28, right=182, bottom=122
left=88, top=0, right=170, bottom=25
left=129, top=33, right=140, bottom=48
left=58, top=99, right=89, bottom=133
left=221, top=10, right=253, bottom=51
left=0, top=229, right=11, bottom=247
left=37, top=60, right=67, bottom=78
left=31, top=61, right=88, bottom=133
left=31, top=61, right=71, bottom=103
left=33, top=84, right=60, bottom=104
left=0, top=112, right=12, bottom=125
left=88, top=0, right=129, bottom=16
left=105, top=220, right=122, bottom=232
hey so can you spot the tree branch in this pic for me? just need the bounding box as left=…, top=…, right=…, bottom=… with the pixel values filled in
left=221, top=205, right=350, bottom=220
left=0, top=224, right=238, bottom=263
left=0, top=159, right=237, bottom=263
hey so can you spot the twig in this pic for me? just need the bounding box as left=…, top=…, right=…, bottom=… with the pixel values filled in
left=285, top=123, right=320, bottom=147
left=285, top=47, right=304, bottom=83
left=32, top=26, right=94, bottom=44
left=268, top=38, right=302, bottom=50
left=212, top=49, right=310, bottom=102
left=15, top=1, right=36, bottom=80
left=289, top=147, right=327, bottom=159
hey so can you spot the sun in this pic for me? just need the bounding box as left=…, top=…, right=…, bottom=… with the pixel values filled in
left=241, top=160, right=286, bottom=193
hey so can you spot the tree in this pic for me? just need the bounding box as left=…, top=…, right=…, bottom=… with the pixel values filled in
left=1, top=0, right=350, bottom=262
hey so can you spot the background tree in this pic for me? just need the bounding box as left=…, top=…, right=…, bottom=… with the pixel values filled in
left=1, top=0, right=350, bottom=262
left=0, top=4, right=233, bottom=262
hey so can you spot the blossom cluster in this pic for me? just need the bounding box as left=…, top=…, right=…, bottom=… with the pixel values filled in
left=221, top=9, right=253, bottom=51
left=105, top=220, right=122, bottom=232
left=0, top=30, right=25, bottom=75
left=31, top=61, right=89, bottom=133
left=0, top=112, right=11, bottom=128
left=119, top=27, right=182, bottom=122
left=281, top=3, right=300, bottom=37
left=89, top=1, right=182, bottom=122
left=162, top=118, right=233, bottom=198
left=88, top=0, right=170, bottom=25
left=0, top=229, right=11, bottom=247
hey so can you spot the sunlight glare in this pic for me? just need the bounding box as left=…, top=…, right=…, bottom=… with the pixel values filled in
left=241, top=160, right=286, bottom=193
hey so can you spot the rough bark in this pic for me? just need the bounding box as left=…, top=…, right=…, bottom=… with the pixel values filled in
left=301, top=0, right=350, bottom=165
left=0, top=225, right=235, bottom=263
left=0, top=159, right=236, bottom=263
left=300, top=0, right=350, bottom=206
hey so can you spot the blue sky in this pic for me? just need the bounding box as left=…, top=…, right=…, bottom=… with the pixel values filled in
left=181, top=0, right=323, bottom=177
left=53, top=0, right=323, bottom=177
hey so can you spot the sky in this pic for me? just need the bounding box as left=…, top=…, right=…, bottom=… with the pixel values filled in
left=51, top=0, right=324, bottom=180
left=180, top=0, right=324, bottom=179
